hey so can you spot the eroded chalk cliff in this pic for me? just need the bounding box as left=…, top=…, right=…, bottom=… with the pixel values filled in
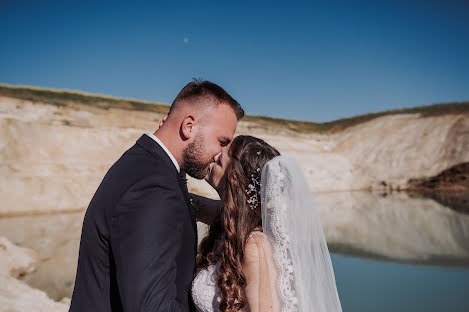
left=1, top=92, right=468, bottom=216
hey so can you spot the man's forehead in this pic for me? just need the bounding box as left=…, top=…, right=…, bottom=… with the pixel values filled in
left=216, top=121, right=236, bottom=137
left=213, top=106, right=237, bottom=129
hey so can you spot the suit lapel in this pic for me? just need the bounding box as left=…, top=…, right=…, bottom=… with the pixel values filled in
left=137, top=134, right=198, bottom=252
left=177, top=175, right=198, bottom=254
left=136, top=134, right=177, bottom=173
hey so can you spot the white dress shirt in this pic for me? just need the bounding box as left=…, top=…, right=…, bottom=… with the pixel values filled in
left=146, top=132, right=180, bottom=173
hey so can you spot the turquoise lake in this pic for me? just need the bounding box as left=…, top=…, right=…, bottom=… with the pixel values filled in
left=0, top=191, right=468, bottom=311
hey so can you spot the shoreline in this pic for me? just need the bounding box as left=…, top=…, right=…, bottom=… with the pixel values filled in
left=0, top=236, right=70, bottom=312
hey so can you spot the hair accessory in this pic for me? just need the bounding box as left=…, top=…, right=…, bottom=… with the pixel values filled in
left=245, top=168, right=261, bottom=210
left=256, top=151, right=261, bottom=155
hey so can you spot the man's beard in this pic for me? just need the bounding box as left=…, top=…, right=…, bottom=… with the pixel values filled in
left=182, top=132, right=212, bottom=179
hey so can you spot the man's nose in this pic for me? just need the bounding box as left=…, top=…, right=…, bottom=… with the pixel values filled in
left=213, top=152, right=222, bottom=163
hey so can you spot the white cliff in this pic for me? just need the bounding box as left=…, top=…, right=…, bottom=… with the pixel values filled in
left=1, top=93, right=468, bottom=215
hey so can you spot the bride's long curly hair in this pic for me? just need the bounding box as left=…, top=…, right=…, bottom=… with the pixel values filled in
left=195, top=135, right=280, bottom=311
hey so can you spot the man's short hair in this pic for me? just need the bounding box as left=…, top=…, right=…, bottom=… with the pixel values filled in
left=170, top=79, right=244, bottom=120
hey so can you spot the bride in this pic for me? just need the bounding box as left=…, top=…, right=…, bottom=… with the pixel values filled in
left=190, top=135, right=342, bottom=312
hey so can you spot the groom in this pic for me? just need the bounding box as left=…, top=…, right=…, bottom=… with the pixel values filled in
left=69, top=80, right=244, bottom=312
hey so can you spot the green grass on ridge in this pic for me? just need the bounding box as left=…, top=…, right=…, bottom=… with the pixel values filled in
left=1, top=83, right=468, bottom=133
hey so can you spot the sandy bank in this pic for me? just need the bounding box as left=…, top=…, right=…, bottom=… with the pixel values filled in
left=0, top=236, right=70, bottom=312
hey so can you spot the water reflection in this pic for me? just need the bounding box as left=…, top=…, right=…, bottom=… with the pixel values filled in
left=314, top=191, right=469, bottom=266
left=0, top=191, right=468, bottom=302
left=332, top=253, right=469, bottom=312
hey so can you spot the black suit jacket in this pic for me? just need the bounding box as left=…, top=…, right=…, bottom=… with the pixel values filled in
left=69, top=134, right=197, bottom=312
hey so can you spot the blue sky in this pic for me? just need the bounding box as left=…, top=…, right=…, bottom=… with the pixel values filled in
left=1, top=0, right=468, bottom=122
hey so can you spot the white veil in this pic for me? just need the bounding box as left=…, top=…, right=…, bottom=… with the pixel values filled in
left=260, top=155, right=342, bottom=312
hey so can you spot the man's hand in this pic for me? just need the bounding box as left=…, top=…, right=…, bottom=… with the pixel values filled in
left=189, top=193, right=222, bottom=225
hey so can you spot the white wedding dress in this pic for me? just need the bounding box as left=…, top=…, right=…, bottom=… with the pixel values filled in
left=191, top=156, right=342, bottom=312
left=191, top=256, right=222, bottom=312
left=191, top=232, right=270, bottom=312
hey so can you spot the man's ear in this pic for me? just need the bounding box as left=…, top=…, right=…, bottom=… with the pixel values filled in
left=180, top=114, right=195, bottom=140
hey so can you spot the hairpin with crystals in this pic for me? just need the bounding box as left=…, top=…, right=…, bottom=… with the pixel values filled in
left=245, top=167, right=261, bottom=210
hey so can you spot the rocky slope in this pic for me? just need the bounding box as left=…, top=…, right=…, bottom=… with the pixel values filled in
left=0, top=236, right=69, bottom=311
left=1, top=90, right=468, bottom=216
